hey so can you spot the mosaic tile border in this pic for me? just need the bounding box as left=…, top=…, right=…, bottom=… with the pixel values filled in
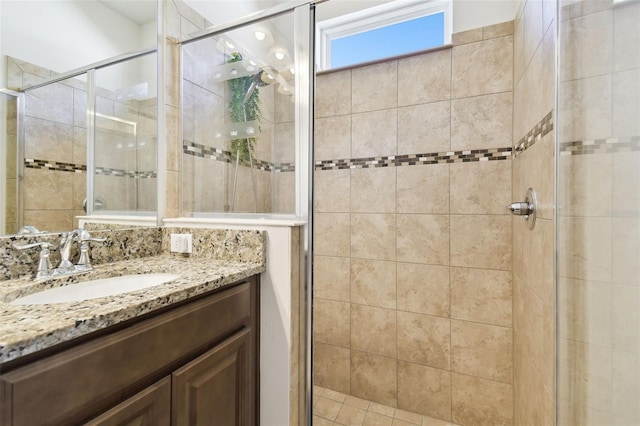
left=560, top=136, right=640, bottom=156
left=183, top=140, right=295, bottom=173
left=24, top=158, right=157, bottom=178
left=184, top=140, right=514, bottom=172
left=95, top=167, right=158, bottom=179
left=513, top=111, right=554, bottom=157
left=315, top=148, right=513, bottom=170
left=25, top=158, right=85, bottom=173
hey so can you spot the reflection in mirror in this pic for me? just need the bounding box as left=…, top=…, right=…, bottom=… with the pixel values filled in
left=0, top=1, right=158, bottom=236
left=21, top=72, right=90, bottom=233
left=94, top=53, right=158, bottom=215
left=1, top=1, right=157, bottom=78
left=0, top=91, right=18, bottom=235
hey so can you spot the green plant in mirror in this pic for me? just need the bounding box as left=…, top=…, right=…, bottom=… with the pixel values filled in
left=228, top=52, right=260, bottom=162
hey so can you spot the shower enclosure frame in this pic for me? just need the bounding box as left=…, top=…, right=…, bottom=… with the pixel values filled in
left=2, top=48, right=159, bottom=228
left=177, top=1, right=318, bottom=424
left=0, top=88, right=24, bottom=234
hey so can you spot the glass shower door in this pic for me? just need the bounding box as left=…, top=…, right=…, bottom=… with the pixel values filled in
left=92, top=52, right=158, bottom=215
left=557, top=0, right=640, bottom=424
left=180, top=10, right=299, bottom=216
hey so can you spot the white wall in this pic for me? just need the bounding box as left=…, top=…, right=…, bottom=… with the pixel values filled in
left=188, top=0, right=519, bottom=43
left=0, top=0, right=5, bottom=89
left=186, top=0, right=283, bottom=26
left=0, top=1, right=156, bottom=92
left=453, top=0, right=519, bottom=32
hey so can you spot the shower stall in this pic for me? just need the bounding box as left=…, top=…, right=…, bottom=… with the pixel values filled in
left=310, top=0, right=639, bottom=425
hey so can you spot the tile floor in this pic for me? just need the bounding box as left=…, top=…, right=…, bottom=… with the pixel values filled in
left=313, top=386, right=461, bottom=426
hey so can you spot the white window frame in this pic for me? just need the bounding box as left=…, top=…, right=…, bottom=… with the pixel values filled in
left=316, top=0, right=452, bottom=71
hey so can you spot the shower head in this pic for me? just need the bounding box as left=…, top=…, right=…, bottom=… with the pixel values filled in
left=243, top=69, right=276, bottom=105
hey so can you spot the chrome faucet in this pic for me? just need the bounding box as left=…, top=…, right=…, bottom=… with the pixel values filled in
left=13, top=229, right=107, bottom=280
left=58, top=228, right=107, bottom=273
left=58, top=229, right=83, bottom=272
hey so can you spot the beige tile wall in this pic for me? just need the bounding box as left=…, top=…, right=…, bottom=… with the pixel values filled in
left=3, top=94, right=18, bottom=234
left=314, top=21, right=515, bottom=425
left=17, top=65, right=82, bottom=231
left=512, top=0, right=556, bottom=425
left=556, top=1, right=640, bottom=425
left=163, top=0, right=194, bottom=217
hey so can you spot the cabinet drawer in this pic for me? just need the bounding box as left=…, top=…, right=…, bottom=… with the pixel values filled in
left=1, top=282, right=251, bottom=426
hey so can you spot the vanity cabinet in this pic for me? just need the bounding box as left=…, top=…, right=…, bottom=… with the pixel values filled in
left=0, top=276, right=259, bottom=426
left=85, top=377, right=171, bottom=426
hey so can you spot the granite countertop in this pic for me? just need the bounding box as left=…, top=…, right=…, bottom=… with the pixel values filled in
left=0, top=255, right=265, bottom=364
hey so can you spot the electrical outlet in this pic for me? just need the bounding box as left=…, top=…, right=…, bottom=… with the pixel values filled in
left=170, top=233, right=193, bottom=254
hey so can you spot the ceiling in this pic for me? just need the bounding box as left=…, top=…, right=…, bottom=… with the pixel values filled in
left=93, top=0, right=397, bottom=28
left=96, top=0, right=157, bottom=25
left=316, top=0, right=395, bottom=21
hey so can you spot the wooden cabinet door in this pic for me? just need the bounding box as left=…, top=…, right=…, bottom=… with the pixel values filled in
left=172, top=329, right=253, bottom=426
left=83, top=377, right=171, bottom=426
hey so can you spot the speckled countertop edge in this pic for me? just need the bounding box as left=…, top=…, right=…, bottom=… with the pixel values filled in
left=0, top=255, right=265, bottom=364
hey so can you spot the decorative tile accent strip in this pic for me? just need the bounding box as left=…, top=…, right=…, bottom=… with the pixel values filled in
left=25, top=158, right=86, bottom=173
left=183, top=140, right=295, bottom=172
left=315, top=147, right=513, bottom=171
left=560, top=136, right=640, bottom=156
left=183, top=141, right=514, bottom=172
left=137, top=171, right=158, bottom=179
left=513, top=111, right=554, bottom=157
left=95, top=167, right=158, bottom=179
left=274, top=163, right=296, bottom=173
left=24, top=158, right=156, bottom=178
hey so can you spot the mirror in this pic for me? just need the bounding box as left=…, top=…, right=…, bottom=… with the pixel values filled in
left=0, top=0, right=158, bottom=237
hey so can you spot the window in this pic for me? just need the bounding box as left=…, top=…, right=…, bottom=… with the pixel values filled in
left=316, top=0, right=452, bottom=71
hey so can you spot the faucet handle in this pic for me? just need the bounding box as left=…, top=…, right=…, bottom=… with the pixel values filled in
left=76, top=231, right=107, bottom=270
left=13, top=242, right=53, bottom=279
left=13, top=241, right=53, bottom=250
left=82, top=236, right=107, bottom=243
left=78, top=229, right=107, bottom=243
left=76, top=238, right=106, bottom=270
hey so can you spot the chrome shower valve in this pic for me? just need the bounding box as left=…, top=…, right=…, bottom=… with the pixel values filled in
left=507, top=187, right=537, bottom=230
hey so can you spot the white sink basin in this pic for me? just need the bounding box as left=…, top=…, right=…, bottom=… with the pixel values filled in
left=10, top=273, right=180, bottom=305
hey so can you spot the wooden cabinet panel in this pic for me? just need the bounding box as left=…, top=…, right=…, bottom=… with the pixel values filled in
left=1, top=281, right=253, bottom=426
left=172, top=329, right=252, bottom=426
left=84, top=377, right=171, bottom=426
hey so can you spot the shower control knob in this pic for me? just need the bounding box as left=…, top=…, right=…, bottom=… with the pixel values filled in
left=507, top=187, right=538, bottom=230
left=507, top=202, right=533, bottom=216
